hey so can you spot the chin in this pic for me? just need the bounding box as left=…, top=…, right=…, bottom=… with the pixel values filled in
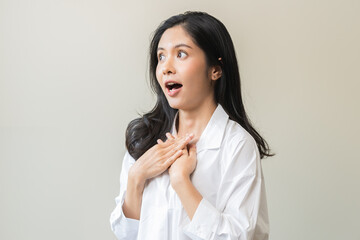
left=167, top=99, right=184, bottom=110
left=168, top=103, right=181, bottom=110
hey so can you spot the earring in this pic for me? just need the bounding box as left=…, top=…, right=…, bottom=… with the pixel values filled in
left=218, top=57, right=223, bottom=65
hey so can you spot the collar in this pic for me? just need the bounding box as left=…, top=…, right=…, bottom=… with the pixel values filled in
left=171, top=104, right=229, bottom=152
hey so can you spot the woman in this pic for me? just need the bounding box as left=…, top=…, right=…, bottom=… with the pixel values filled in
left=110, top=11, right=274, bottom=240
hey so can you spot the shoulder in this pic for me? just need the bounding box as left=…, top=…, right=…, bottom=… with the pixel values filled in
left=223, top=119, right=257, bottom=149
left=125, top=150, right=136, bottom=163
left=121, top=150, right=136, bottom=171
left=220, top=119, right=260, bottom=174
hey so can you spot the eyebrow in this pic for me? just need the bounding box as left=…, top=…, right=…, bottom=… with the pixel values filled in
left=157, top=43, right=193, bottom=52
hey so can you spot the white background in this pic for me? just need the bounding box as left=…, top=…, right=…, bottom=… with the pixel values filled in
left=1, top=0, right=359, bottom=239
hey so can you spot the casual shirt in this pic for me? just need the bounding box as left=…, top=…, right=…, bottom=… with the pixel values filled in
left=110, top=104, right=269, bottom=240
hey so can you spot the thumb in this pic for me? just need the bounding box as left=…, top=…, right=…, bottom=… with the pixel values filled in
left=189, top=144, right=197, bottom=157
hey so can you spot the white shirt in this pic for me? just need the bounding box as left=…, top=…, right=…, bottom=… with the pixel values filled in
left=110, top=104, right=269, bottom=240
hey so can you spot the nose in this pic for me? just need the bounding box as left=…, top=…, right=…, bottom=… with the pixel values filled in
left=162, top=57, right=176, bottom=75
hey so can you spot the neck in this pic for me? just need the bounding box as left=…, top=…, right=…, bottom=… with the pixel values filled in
left=176, top=99, right=217, bottom=144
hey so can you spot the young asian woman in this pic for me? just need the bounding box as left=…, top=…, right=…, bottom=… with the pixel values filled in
left=110, top=11, right=274, bottom=240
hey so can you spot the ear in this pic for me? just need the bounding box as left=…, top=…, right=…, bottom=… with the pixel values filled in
left=210, top=65, right=222, bottom=81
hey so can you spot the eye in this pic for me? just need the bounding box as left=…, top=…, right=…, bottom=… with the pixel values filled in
left=177, top=51, right=187, bottom=58
left=158, top=53, right=165, bottom=61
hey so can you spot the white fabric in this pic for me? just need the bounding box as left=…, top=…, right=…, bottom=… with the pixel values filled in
left=110, top=104, right=269, bottom=240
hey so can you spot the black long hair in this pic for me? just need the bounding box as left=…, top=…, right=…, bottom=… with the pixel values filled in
left=126, top=11, right=275, bottom=160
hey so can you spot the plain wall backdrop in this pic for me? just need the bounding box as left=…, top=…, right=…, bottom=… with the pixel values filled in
left=1, top=0, right=359, bottom=239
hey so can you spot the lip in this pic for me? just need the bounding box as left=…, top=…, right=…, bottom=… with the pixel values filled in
left=166, top=85, right=182, bottom=97
left=164, top=80, right=183, bottom=97
left=164, top=79, right=182, bottom=86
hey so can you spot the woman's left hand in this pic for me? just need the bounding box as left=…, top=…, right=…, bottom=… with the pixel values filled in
left=164, top=133, right=197, bottom=186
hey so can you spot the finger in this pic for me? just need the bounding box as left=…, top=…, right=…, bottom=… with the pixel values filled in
left=186, top=133, right=194, bottom=141
left=164, top=149, right=183, bottom=167
left=158, top=138, right=172, bottom=149
left=163, top=143, right=183, bottom=159
left=161, top=134, right=175, bottom=147
left=164, top=132, right=194, bottom=151
left=189, top=144, right=197, bottom=157
left=166, top=132, right=175, bottom=140
left=170, top=134, right=192, bottom=151
left=176, top=133, right=194, bottom=149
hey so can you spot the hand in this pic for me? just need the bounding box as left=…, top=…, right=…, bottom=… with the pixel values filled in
left=129, top=132, right=194, bottom=186
left=166, top=133, right=198, bottom=187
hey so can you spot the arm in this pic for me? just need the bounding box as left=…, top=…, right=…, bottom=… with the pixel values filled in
left=122, top=133, right=193, bottom=219
left=122, top=172, right=146, bottom=220
left=172, top=138, right=269, bottom=240
left=110, top=151, right=140, bottom=240
left=110, top=134, right=194, bottom=239
left=168, top=143, right=202, bottom=220
left=171, top=175, right=203, bottom=220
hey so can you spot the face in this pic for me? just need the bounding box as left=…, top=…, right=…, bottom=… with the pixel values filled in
left=156, top=25, right=216, bottom=111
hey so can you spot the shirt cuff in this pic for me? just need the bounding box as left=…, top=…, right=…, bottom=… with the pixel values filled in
left=182, top=198, right=220, bottom=239
left=110, top=192, right=139, bottom=239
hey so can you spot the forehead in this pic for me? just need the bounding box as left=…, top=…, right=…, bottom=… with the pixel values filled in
left=157, top=25, right=196, bottom=50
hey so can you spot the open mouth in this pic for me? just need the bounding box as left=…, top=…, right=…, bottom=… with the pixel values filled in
left=166, top=82, right=183, bottom=91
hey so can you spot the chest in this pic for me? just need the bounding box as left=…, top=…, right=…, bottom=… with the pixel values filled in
left=142, top=149, right=223, bottom=208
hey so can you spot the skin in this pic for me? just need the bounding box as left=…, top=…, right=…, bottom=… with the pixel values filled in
left=156, top=25, right=222, bottom=141
left=123, top=25, right=222, bottom=221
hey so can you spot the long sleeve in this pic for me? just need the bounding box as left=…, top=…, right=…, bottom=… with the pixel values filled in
left=182, top=137, right=269, bottom=240
left=110, top=151, right=140, bottom=240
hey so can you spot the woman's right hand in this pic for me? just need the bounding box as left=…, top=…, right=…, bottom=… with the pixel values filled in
left=128, top=132, right=194, bottom=186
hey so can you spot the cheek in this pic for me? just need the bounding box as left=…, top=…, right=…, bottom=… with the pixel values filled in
left=183, top=63, right=209, bottom=87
